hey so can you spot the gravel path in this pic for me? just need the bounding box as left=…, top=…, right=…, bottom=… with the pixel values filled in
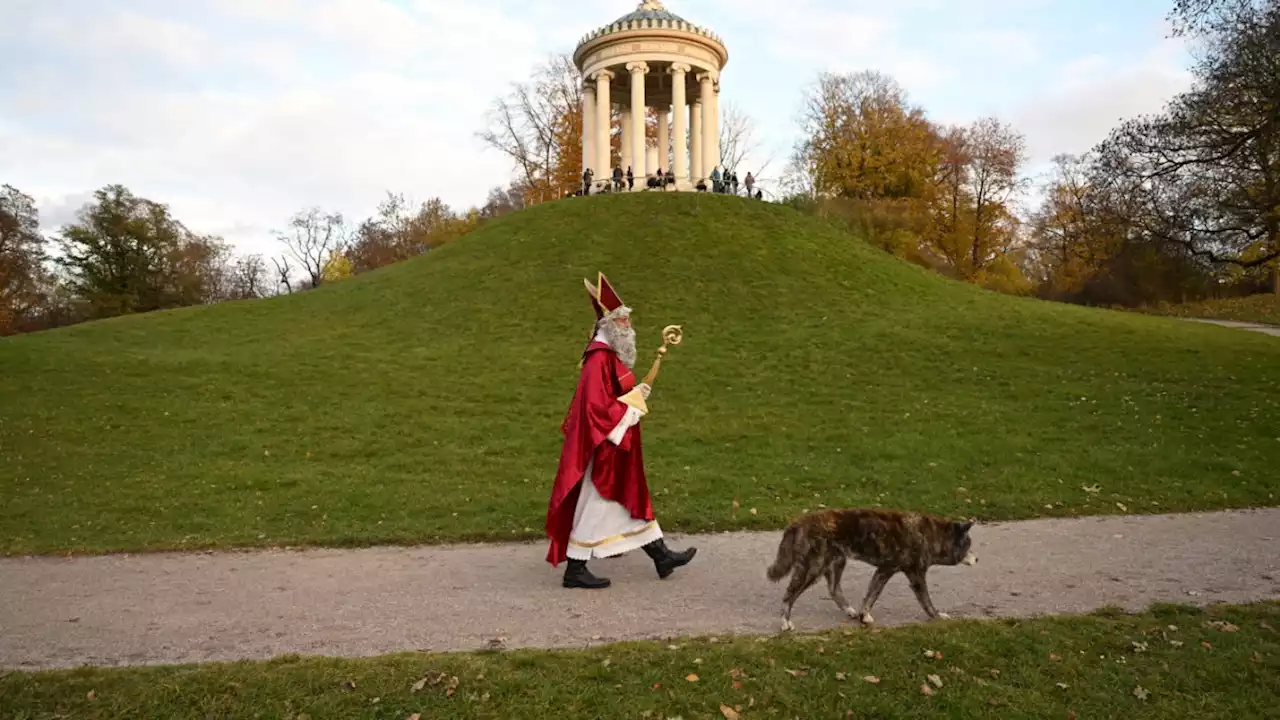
left=2, top=508, right=1278, bottom=671
left=1182, top=318, right=1280, bottom=336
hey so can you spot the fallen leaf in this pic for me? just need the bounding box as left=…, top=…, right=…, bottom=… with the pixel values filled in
left=750, top=508, right=758, bottom=515
left=928, top=674, right=943, bottom=688
left=785, top=668, right=809, bottom=677
left=341, top=679, right=356, bottom=691
left=989, top=668, right=1002, bottom=678
left=411, top=677, right=427, bottom=692
left=1116, top=502, right=1128, bottom=511
left=686, top=673, right=699, bottom=682
left=371, top=697, right=380, bottom=704
left=862, top=675, right=880, bottom=684
left=1253, top=651, right=1262, bottom=663
left=1057, top=683, right=1069, bottom=689
left=835, top=672, right=847, bottom=681
left=920, top=683, right=935, bottom=696
left=1202, top=641, right=1213, bottom=649
left=719, top=705, right=741, bottom=720
left=86, top=690, right=97, bottom=700
left=1133, top=686, right=1150, bottom=701
left=407, top=714, right=421, bottom=720
left=732, top=681, right=743, bottom=689
left=1206, top=620, right=1240, bottom=632
left=1170, top=640, right=1184, bottom=647
left=924, top=649, right=942, bottom=659
left=601, top=658, right=612, bottom=667
left=1049, top=653, right=1062, bottom=661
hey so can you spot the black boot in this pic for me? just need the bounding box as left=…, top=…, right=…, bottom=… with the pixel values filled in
left=642, top=538, right=697, bottom=579
left=562, top=559, right=611, bottom=589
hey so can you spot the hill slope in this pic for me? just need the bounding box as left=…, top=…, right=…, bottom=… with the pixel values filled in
left=2, top=193, right=1278, bottom=555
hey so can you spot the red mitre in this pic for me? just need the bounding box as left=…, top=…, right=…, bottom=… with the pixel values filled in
left=583, top=272, right=629, bottom=320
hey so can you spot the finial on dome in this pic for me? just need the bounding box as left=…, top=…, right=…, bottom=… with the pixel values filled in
left=638, top=0, right=666, bottom=10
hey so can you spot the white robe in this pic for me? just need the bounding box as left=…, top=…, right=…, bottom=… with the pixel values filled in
left=565, top=332, right=663, bottom=560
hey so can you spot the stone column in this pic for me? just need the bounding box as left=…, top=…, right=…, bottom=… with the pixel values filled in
left=582, top=83, right=595, bottom=178
left=668, top=63, right=689, bottom=184
left=656, top=108, right=670, bottom=175
left=711, top=79, right=721, bottom=176
left=698, top=72, right=716, bottom=177
left=690, top=99, right=703, bottom=182
left=620, top=111, right=632, bottom=175
left=594, top=70, right=613, bottom=179
left=627, top=61, right=649, bottom=187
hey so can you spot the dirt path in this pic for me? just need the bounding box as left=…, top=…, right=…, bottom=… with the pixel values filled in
left=2, top=508, right=1278, bottom=671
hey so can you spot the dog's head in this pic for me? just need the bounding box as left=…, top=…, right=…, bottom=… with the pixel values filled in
left=950, top=520, right=978, bottom=566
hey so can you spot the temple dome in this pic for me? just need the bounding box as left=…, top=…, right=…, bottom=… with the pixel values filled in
left=574, top=0, right=725, bottom=55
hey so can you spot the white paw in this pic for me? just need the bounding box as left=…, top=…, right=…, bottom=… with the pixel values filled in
left=844, top=606, right=860, bottom=620
left=859, top=612, right=875, bottom=625
left=937, top=612, right=951, bottom=620
left=780, top=618, right=795, bottom=632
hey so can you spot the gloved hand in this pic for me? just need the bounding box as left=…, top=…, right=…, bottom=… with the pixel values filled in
left=638, top=382, right=652, bottom=400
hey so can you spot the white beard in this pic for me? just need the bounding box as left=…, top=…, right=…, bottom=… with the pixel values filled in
left=599, top=318, right=637, bottom=368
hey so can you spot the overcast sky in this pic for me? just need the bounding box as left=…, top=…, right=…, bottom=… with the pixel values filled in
left=0, top=0, right=1193, bottom=258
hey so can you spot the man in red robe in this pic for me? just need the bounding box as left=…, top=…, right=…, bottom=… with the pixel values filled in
left=544, top=272, right=697, bottom=589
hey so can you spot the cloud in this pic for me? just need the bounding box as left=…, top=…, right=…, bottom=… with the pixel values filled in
left=0, top=0, right=1201, bottom=258
left=1012, top=39, right=1193, bottom=167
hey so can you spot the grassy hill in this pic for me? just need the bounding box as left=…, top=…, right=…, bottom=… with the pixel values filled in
left=2, top=193, right=1278, bottom=556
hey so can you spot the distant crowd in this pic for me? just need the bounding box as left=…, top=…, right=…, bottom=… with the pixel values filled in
left=578, top=166, right=764, bottom=199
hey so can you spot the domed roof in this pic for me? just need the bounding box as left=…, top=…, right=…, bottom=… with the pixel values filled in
left=574, top=1, right=725, bottom=57
left=615, top=0, right=688, bottom=25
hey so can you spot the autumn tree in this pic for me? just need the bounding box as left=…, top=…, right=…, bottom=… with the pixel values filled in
left=274, top=207, right=348, bottom=290
left=0, top=184, right=50, bottom=334
left=479, top=54, right=590, bottom=204
left=924, top=117, right=1031, bottom=291
left=791, top=70, right=943, bottom=202
left=347, top=192, right=477, bottom=274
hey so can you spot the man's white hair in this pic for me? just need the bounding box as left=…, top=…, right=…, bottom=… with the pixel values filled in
left=596, top=310, right=637, bottom=368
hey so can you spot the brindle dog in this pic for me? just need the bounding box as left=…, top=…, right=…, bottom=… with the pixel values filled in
left=766, top=507, right=978, bottom=631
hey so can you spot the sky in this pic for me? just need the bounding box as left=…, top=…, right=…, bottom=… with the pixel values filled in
left=0, top=0, right=1194, bottom=259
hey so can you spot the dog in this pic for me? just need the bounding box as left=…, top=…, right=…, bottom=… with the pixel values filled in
left=765, top=507, right=978, bottom=631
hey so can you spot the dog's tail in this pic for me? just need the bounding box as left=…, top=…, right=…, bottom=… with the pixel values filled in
left=766, top=524, right=805, bottom=582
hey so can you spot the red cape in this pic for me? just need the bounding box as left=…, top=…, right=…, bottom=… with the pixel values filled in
left=544, top=341, right=655, bottom=566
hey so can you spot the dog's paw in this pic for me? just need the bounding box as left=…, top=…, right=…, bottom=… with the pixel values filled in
left=780, top=618, right=795, bottom=632
left=936, top=612, right=951, bottom=620
left=858, top=612, right=875, bottom=626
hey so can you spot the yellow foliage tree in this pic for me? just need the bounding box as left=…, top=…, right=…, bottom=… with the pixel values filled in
left=321, top=249, right=354, bottom=282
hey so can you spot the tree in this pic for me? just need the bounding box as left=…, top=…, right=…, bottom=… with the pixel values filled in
left=347, top=192, right=476, bottom=274
left=791, top=70, right=943, bottom=202
left=54, top=184, right=226, bottom=318
left=718, top=101, right=774, bottom=179
left=479, top=54, right=588, bottom=204
left=0, top=184, right=50, bottom=335
left=924, top=117, right=1031, bottom=286
left=223, top=254, right=272, bottom=301
left=274, top=207, right=348, bottom=290
left=1093, top=0, right=1280, bottom=293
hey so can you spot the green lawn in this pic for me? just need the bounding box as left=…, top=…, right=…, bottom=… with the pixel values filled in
left=2, top=193, right=1279, bottom=555
left=2, top=602, right=1276, bottom=719
left=1143, top=294, right=1280, bottom=326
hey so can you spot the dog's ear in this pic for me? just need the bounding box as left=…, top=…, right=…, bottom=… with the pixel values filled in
left=954, top=520, right=974, bottom=535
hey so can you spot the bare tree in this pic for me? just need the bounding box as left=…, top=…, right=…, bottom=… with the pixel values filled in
left=718, top=101, right=774, bottom=179
left=478, top=54, right=585, bottom=199
left=274, top=207, right=348, bottom=290
left=272, top=256, right=295, bottom=295
left=223, top=254, right=271, bottom=300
